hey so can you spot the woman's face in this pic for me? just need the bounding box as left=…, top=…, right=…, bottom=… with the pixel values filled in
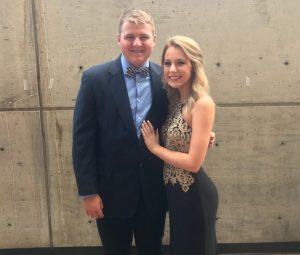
left=163, top=46, right=192, bottom=96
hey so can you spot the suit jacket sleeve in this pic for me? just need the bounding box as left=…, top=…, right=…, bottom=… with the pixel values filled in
left=72, top=70, right=100, bottom=196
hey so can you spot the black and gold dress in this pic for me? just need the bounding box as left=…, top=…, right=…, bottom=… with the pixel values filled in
left=162, top=100, right=219, bottom=255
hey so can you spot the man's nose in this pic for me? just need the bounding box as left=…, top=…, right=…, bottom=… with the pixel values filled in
left=133, top=38, right=142, bottom=46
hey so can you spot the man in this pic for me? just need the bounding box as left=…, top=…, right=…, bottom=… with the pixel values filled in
left=73, top=9, right=168, bottom=255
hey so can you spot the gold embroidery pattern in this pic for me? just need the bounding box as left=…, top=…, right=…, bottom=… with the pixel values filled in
left=162, top=100, right=194, bottom=192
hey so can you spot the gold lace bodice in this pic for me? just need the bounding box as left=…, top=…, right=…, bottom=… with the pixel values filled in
left=161, top=100, right=195, bottom=192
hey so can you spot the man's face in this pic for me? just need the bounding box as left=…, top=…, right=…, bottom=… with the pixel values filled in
left=118, top=21, right=156, bottom=67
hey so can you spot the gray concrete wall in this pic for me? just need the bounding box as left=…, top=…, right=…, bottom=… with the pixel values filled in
left=0, top=0, right=299, bottom=249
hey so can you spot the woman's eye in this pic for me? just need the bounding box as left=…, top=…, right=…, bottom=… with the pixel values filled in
left=177, top=61, right=185, bottom=66
left=164, top=62, right=171, bottom=66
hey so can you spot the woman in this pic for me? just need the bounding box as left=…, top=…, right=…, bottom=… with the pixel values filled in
left=141, top=35, right=219, bottom=255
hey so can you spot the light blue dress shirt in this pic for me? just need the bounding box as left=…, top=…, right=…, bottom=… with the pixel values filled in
left=121, top=55, right=152, bottom=137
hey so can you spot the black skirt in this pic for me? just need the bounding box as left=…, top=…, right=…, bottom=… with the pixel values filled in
left=166, top=168, right=219, bottom=255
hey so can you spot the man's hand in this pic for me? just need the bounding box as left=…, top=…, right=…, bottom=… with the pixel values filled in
left=82, top=194, right=104, bottom=219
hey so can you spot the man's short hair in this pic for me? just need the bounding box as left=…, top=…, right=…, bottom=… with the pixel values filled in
left=118, top=9, right=156, bottom=35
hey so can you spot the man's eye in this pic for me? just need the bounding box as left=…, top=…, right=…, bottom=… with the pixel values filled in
left=125, top=36, right=134, bottom=40
left=140, top=36, right=149, bottom=41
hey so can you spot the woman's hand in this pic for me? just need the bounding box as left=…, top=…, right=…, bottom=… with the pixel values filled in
left=141, top=120, right=160, bottom=153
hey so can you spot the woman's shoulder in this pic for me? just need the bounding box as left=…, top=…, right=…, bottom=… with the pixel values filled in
left=193, top=94, right=215, bottom=111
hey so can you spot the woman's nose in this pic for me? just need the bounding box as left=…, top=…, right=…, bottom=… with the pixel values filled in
left=170, top=63, right=177, bottom=72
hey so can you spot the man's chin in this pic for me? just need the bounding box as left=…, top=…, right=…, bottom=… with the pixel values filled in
left=130, top=59, right=147, bottom=67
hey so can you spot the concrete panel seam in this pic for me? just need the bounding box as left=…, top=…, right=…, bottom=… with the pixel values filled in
left=217, top=102, right=300, bottom=107
left=30, top=0, right=53, bottom=247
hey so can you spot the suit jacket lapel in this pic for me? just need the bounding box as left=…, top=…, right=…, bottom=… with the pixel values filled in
left=109, top=57, right=136, bottom=134
left=147, top=62, right=162, bottom=121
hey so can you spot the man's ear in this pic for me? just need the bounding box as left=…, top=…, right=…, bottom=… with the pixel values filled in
left=153, top=34, right=157, bottom=45
left=117, top=34, right=121, bottom=45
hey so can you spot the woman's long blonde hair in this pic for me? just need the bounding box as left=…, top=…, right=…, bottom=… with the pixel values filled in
left=161, top=35, right=209, bottom=114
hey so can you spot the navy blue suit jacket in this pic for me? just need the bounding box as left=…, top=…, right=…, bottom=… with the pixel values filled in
left=72, top=56, right=168, bottom=218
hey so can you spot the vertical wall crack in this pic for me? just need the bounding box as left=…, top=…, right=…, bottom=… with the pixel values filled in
left=30, top=0, right=53, bottom=247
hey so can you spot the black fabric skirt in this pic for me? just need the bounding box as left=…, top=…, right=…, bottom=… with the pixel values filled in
left=166, top=169, right=219, bottom=255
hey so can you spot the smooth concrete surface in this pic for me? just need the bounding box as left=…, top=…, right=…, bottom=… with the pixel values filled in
left=205, top=106, right=300, bottom=242
left=0, top=0, right=39, bottom=109
left=43, top=110, right=99, bottom=246
left=0, top=0, right=299, bottom=249
left=0, top=112, right=49, bottom=247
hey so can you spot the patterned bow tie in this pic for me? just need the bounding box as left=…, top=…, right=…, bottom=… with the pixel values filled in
left=125, top=66, right=150, bottom=78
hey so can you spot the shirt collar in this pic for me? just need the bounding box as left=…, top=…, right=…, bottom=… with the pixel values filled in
left=121, top=54, right=149, bottom=75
